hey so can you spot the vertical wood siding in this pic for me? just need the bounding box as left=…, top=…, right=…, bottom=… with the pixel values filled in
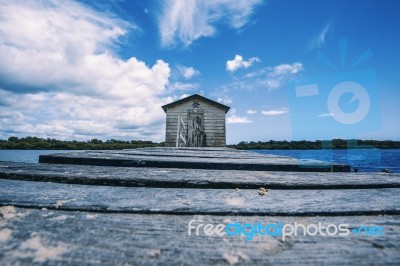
left=164, top=99, right=226, bottom=147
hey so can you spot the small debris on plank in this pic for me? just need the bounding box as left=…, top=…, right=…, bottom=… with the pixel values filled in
left=54, top=200, right=65, bottom=209
left=223, top=253, right=239, bottom=265
left=147, top=249, right=161, bottom=257
left=85, top=214, right=98, bottom=220
left=258, top=187, right=268, bottom=196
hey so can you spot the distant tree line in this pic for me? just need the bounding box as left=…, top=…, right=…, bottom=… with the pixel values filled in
left=0, top=136, right=163, bottom=150
left=228, top=139, right=400, bottom=150
left=1, top=137, right=399, bottom=150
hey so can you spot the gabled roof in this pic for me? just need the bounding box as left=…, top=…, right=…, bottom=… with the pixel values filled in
left=161, top=94, right=230, bottom=113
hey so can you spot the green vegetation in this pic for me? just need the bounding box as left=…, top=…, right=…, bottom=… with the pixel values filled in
left=1, top=136, right=399, bottom=150
left=228, top=139, right=400, bottom=150
left=0, top=136, right=163, bottom=150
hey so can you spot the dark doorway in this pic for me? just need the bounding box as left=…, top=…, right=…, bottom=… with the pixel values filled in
left=187, top=112, right=205, bottom=147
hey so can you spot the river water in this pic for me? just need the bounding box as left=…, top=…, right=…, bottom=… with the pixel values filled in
left=0, top=149, right=399, bottom=173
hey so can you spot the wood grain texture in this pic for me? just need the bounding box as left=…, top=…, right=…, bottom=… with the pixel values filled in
left=38, top=148, right=351, bottom=172
left=1, top=179, right=399, bottom=215
left=0, top=162, right=398, bottom=189
left=1, top=207, right=399, bottom=265
left=165, top=99, right=226, bottom=147
left=1, top=147, right=398, bottom=265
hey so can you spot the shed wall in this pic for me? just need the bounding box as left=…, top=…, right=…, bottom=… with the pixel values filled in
left=165, top=100, right=226, bottom=147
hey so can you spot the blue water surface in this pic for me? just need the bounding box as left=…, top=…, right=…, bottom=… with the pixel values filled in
left=252, top=149, right=400, bottom=173
left=0, top=149, right=399, bottom=173
left=0, top=150, right=73, bottom=163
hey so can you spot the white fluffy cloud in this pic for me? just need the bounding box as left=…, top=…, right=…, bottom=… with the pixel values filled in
left=179, top=93, right=191, bottom=99
left=159, top=0, right=263, bottom=47
left=264, top=62, right=303, bottom=89
left=226, top=109, right=252, bottom=124
left=226, top=55, right=260, bottom=72
left=227, top=115, right=252, bottom=124
left=179, top=66, right=200, bottom=80
left=0, top=0, right=172, bottom=141
left=246, top=109, right=257, bottom=114
left=317, top=112, right=335, bottom=118
left=261, top=109, right=289, bottom=117
left=221, top=62, right=303, bottom=91
left=269, top=63, right=302, bottom=77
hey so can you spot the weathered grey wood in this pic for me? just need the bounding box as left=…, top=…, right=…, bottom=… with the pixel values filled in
left=2, top=147, right=397, bottom=265
left=187, top=112, right=205, bottom=147
left=1, top=179, right=399, bottom=215
left=0, top=162, right=398, bottom=189
left=1, top=207, right=399, bottom=265
left=38, top=148, right=351, bottom=172
left=163, top=94, right=228, bottom=147
left=123, top=147, right=260, bottom=157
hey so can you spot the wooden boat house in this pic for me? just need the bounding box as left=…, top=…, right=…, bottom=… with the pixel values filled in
left=161, top=94, right=230, bottom=147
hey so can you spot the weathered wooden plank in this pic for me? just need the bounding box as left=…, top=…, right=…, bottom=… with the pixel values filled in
left=203, top=128, right=226, bottom=131
left=0, top=162, right=399, bottom=189
left=167, top=121, right=227, bottom=127
left=38, top=148, right=350, bottom=172
left=166, top=108, right=225, bottom=114
left=203, top=117, right=226, bottom=121
left=30, top=147, right=313, bottom=160
left=1, top=179, right=399, bottom=215
left=203, top=127, right=226, bottom=131
left=1, top=207, right=399, bottom=265
left=202, top=136, right=226, bottom=140
left=168, top=125, right=231, bottom=130
left=144, top=147, right=243, bottom=154
left=138, top=149, right=275, bottom=160
left=38, top=154, right=348, bottom=172
left=202, top=132, right=226, bottom=136
left=166, top=112, right=225, bottom=116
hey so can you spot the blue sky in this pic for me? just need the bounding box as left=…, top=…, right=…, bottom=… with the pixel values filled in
left=0, top=0, right=399, bottom=144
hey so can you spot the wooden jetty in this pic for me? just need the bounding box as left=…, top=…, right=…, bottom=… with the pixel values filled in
left=38, top=147, right=351, bottom=172
left=0, top=148, right=399, bottom=265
